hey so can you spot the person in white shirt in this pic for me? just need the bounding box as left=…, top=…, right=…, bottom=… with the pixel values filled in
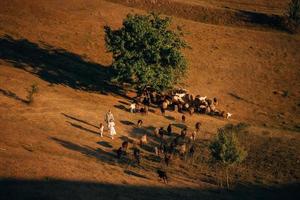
left=105, top=110, right=114, bottom=128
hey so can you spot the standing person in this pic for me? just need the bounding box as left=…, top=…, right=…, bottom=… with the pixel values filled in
left=105, top=110, right=114, bottom=128
left=108, top=119, right=116, bottom=139
left=99, top=123, right=104, bottom=137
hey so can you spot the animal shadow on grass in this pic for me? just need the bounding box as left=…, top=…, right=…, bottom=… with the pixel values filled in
left=97, top=141, right=113, bottom=148
left=0, top=35, right=129, bottom=98
left=173, top=123, right=187, bottom=129
left=123, top=170, right=149, bottom=180
left=114, top=104, right=128, bottom=112
left=164, top=115, right=175, bottom=121
left=119, top=136, right=134, bottom=143
left=140, top=144, right=154, bottom=154
left=0, top=88, right=28, bottom=104
left=119, top=100, right=130, bottom=106
left=50, top=137, right=116, bottom=165
left=66, top=121, right=99, bottom=136
left=120, top=120, right=135, bottom=126
left=62, top=113, right=98, bottom=129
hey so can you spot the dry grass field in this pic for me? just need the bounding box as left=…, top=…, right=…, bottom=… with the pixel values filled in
left=0, top=0, right=299, bottom=199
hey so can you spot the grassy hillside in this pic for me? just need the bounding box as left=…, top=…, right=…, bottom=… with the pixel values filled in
left=0, top=0, right=299, bottom=199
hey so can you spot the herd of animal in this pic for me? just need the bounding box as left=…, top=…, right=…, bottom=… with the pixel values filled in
left=116, top=120, right=200, bottom=184
left=114, top=88, right=232, bottom=183
left=132, top=87, right=232, bottom=119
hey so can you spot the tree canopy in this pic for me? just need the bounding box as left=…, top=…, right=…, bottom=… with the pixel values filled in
left=104, top=13, right=188, bottom=92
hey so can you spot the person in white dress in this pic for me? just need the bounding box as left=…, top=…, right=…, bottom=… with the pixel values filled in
left=108, top=119, right=116, bottom=139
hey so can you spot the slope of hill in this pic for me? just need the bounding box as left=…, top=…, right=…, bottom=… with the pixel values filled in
left=0, top=0, right=299, bottom=199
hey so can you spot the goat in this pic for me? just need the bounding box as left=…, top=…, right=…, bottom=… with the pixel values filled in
left=157, top=169, right=168, bottom=184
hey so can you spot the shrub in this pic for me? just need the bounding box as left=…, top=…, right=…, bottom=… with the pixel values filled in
left=209, top=124, right=247, bottom=189
left=287, top=0, right=300, bottom=32
left=104, top=13, right=188, bottom=92
left=26, top=83, right=39, bottom=104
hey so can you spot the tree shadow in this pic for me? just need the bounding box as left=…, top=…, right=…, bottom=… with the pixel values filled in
left=228, top=92, right=259, bottom=107
left=173, top=123, right=187, bottom=129
left=123, top=170, right=149, bottom=180
left=1, top=178, right=299, bottom=200
left=50, top=137, right=116, bottom=165
left=119, top=135, right=135, bottom=143
left=119, top=100, right=130, bottom=106
left=0, top=35, right=128, bottom=98
left=120, top=120, right=135, bottom=126
left=66, top=121, right=99, bottom=136
left=97, top=141, right=113, bottom=148
left=235, top=9, right=286, bottom=31
left=114, top=104, right=128, bottom=112
left=164, top=115, right=175, bottom=121
left=62, top=113, right=98, bottom=129
left=0, top=88, right=28, bottom=104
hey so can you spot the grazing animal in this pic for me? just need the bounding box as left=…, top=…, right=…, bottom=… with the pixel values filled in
left=133, top=148, right=141, bottom=165
left=159, top=127, right=164, bottom=139
left=226, top=112, right=232, bottom=119
left=213, top=97, right=218, bottom=106
left=181, top=115, right=186, bottom=123
left=154, top=146, right=159, bottom=156
left=181, top=128, right=187, bottom=137
left=157, top=169, right=168, bottom=184
left=130, top=103, right=136, bottom=113
left=160, top=107, right=165, bottom=115
left=164, top=153, right=171, bottom=166
left=179, top=143, right=187, bottom=156
left=137, top=119, right=143, bottom=127
left=195, top=122, right=201, bottom=132
left=167, top=124, right=172, bottom=135
left=189, top=145, right=195, bottom=157
left=140, top=134, right=148, bottom=146
left=188, top=106, right=194, bottom=115
left=191, top=131, right=196, bottom=141
left=199, top=96, right=207, bottom=101
left=154, top=127, right=159, bottom=137
left=140, top=106, right=148, bottom=115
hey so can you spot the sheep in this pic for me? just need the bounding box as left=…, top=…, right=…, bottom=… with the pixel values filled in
left=130, top=103, right=136, bottom=113
left=137, top=119, right=143, bottom=127
left=226, top=112, right=232, bottom=119
left=140, top=134, right=148, bottom=146
left=154, top=127, right=159, bottom=137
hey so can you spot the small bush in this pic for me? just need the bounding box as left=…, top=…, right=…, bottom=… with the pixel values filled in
left=209, top=124, right=247, bottom=189
left=26, top=83, right=39, bottom=104
left=286, top=0, right=300, bottom=32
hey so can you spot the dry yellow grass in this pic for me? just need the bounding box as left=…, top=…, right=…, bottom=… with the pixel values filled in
left=0, top=0, right=299, bottom=199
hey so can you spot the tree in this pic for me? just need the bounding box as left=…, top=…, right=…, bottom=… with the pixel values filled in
left=287, top=0, right=300, bottom=32
left=104, top=13, right=188, bottom=92
left=209, top=124, right=247, bottom=189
